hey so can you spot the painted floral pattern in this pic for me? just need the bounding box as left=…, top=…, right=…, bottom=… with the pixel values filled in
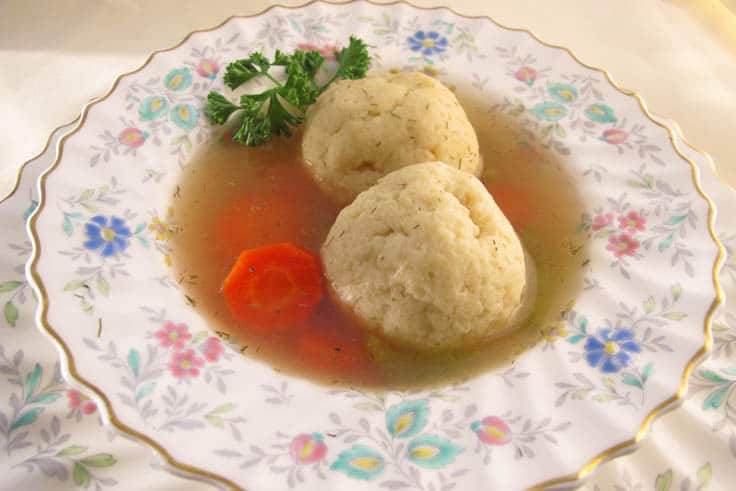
left=576, top=162, right=699, bottom=278
left=514, top=66, right=537, bottom=86
left=67, top=389, right=97, bottom=417
left=169, top=349, right=204, bottom=378
left=489, top=45, right=666, bottom=163
left=618, top=211, right=647, bottom=233
left=297, top=42, right=339, bottom=60
left=83, top=216, right=132, bottom=257
left=551, top=283, right=688, bottom=410
left=117, top=127, right=148, bottom=148
left=213, top=387, right=565, bottom=488
left=471, top=416, right=511, bottom=445
left=195, top=58, right=220, bottom=79
left=0, top=122, right=208, bottom=490
left=15, top=2, right=728, bottom=491
left=606, top=233, right=640, bottom=258
left=139, top=96, right=169, bottom=121
left=584, top=328, right=641, bottom=373
left=408, top=30, right=449, bottom=56
left=290, top=432, right=328, bottom=464
left=154, top=321, right=191, bottom=349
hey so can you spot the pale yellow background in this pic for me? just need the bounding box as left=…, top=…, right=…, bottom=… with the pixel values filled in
left=1, top=0, right=735, bottom=198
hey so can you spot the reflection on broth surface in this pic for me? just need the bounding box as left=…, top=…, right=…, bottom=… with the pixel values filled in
left=170, top=90, right=587, bottom=389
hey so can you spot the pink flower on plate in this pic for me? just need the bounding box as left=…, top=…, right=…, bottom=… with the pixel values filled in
left=169, top=349, right=204, bottom=378
left=319, top=44, right=339, bottom=61
left=155, top=322, right=192, bottom=350
left=297, top=42, right=339, bottom=61
left=514, top=66, right=537, bottom=87
left=471, top=416, right=512, bottom=445
left=68, top=389, right=97, bottom=415
left=118, top=127, right=148, bottom=148
left=618, top=211, right=646, bottom=233
left=592, top=212, right=614, bottom=231
left=202, top=336, right=224, bottom=362
left=196, top=58, right=220, bottom=80
left=607, top=233, right=640, bottom=257
left=600, top=128, right=628, bottom=145
left=290, top=433, right=327, bottom=464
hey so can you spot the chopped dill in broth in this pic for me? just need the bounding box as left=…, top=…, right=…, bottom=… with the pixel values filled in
left=169, top=89, right=587, bottom=390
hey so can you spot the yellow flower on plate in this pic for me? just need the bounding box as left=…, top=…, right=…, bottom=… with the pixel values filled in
left=149, top=216, right=171, bottom=241
left=545, top=322, right=569, bottom=343
left=422, top=65, right=440, bottom=77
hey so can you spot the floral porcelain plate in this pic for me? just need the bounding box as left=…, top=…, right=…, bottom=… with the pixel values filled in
left=27, top=1, right=723, bottom=489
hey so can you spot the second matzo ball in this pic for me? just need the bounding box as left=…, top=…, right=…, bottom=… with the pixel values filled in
left=302, top=71, right=481, bottom=204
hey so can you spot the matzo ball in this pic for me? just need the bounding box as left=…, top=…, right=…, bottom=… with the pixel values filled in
left=302, top=71, right=481, bottom=204
left=321, top=162, right=528, bottom=351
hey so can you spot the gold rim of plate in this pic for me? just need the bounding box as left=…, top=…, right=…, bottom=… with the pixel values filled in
left=0, top=115, right=80, bottom=206
left=21, top=1, right=726, bottom=489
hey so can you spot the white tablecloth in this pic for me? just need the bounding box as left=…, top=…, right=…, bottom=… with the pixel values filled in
left=2, top=1, right=736, bottom=489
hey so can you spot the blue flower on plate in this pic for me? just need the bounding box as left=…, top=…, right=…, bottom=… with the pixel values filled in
left=408, top=31, right=449, bottom=56
left=584, top=328, right=641, bottom=373
left=83, top=215, right=132, bottom=257
left=170, top=104, right=199, bottom=130
left=330, top=445, right=385, bottom=480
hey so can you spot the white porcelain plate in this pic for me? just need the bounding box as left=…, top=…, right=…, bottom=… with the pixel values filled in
left=28, top=1, right=722, bottom=489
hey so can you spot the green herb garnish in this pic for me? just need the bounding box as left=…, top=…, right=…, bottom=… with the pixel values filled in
left=205, top=36, right=370, bottom=147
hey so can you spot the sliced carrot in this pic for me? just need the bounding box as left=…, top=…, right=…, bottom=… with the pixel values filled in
left=222, top=243, right=323, bottom=332
left=485, top=181, right=535, bottom=230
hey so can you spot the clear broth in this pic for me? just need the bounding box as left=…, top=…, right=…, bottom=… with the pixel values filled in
left=169, top=91, right=587, bottom=389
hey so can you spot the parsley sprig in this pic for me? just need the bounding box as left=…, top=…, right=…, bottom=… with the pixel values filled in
left=205, top=36, right=370, bottom=146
